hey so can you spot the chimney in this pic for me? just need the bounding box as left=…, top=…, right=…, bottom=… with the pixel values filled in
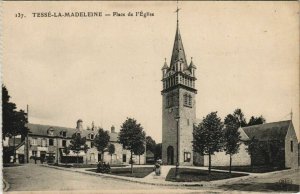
left=76, top=119, right=83, bottom=131
left=111, top=125, right=115, bottom=133
left=91, top=121, right=95, bottom=131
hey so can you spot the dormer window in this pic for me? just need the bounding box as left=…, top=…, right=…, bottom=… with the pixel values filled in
left=62, top=131, right=66, bottom=137
left=47, top=128, right=55, bottom=136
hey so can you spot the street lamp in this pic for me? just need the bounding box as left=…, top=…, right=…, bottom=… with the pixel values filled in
left=175, top=115, right=180, bottom=179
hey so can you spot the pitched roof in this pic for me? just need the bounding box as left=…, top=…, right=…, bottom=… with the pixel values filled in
left=26, top=123, right=119, bottom=141
left=169, top=23, right=188, bottom=71
left=26, top=123, right=76, bottom=137
left=189, top=58, right=196, bottom=69
left=161, top=59, right=168, bottom=70
left=242, top=120, right=291, bottom=141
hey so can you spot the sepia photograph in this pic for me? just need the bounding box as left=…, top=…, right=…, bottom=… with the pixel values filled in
left=2, top=1, right=299, bottom=193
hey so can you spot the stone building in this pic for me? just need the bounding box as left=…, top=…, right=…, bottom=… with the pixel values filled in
left=161, top=12, right=197, bottom=166
left=17, top=120, right=145, bottom=164
left=160, top=8, right=299, bottom=170
left=201, top=120, right=298, bottom=169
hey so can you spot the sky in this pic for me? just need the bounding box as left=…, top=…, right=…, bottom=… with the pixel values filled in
left=3, top=1, right=299, bottom=142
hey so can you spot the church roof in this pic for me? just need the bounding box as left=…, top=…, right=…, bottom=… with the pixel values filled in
left=170, top=22, right=188, bottom=70
left=242, top=120, right=291, bottom=141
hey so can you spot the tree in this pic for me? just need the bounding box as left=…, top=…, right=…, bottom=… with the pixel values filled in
left=68, top=133, right=89, bottom=163
left=2, top=85, right=16, bottom=139
left=233, top=108, right=247, bottom=127
left=146, top=136, right=156, bottom=153
left=94, top=128, right=110, bottom=162
left=248, top=116, right=266, bottom=126
left=108, top=144, right=115, bottom=164
left=119, top=118, right=146, bottom=174
left=193, top=112, right=223, bottom=174
left=134, top=142, right=145, bottom=165
left=154, top=143, right=162, bottom=160
left=2, top=85, right=29, bottom=162
left=223, top=114, right=241, bottom=173
left=63, top=146, right=70, bottom=165
left=245, top=136, right=259, bottom=169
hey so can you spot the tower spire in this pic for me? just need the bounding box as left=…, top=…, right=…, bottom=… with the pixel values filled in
left=170, top=1, right=187, bottom=71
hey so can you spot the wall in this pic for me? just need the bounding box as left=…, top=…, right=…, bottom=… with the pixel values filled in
left=178, top=88, right=195, bottom=166
left=162, top=89, right=179, bottom=165
left=204, top=143, right=251, bottom=166
left=162, top=87, right=196, bottom=166
left=285, top=123, right=299, bottom=168
left=85, top=141, right=146, bottom=165
left=27, top=135, right=146, bottom=165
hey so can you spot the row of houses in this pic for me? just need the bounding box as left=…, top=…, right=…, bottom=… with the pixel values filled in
left=4, top=119, right=146, bottom=165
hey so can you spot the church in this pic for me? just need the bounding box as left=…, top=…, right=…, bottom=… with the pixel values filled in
left=161, top=8, right=299, bottom=169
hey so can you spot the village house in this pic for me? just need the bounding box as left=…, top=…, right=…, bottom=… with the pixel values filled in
left=12, top=119, right=146, bottom=165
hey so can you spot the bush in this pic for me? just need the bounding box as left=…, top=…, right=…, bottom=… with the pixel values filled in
left=97, top=162, right=111, bottom=173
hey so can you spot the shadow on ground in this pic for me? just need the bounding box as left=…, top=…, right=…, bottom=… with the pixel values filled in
left=166, top=168, right=248, bottom=182
left=219, top=183, right=300, bottom=192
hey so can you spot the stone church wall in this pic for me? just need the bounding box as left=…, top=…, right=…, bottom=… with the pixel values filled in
left=203, top=143, right=251, bottom=166
left=285, top=123, right=299, bottom=168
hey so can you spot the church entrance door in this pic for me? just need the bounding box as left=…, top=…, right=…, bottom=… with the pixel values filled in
left=167, top=146, right=174, bottom=165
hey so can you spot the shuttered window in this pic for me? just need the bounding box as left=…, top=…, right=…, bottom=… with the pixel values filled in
left=42, top=139, right=47, bottom=147
left=31, top=138, right=37, bottom=145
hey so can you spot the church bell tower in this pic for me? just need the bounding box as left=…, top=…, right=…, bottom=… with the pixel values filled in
left=161, top=6, right=197, bottom=166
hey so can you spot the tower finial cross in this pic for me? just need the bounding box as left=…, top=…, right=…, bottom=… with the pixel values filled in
left=175, top=0, right=181, bottom=24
